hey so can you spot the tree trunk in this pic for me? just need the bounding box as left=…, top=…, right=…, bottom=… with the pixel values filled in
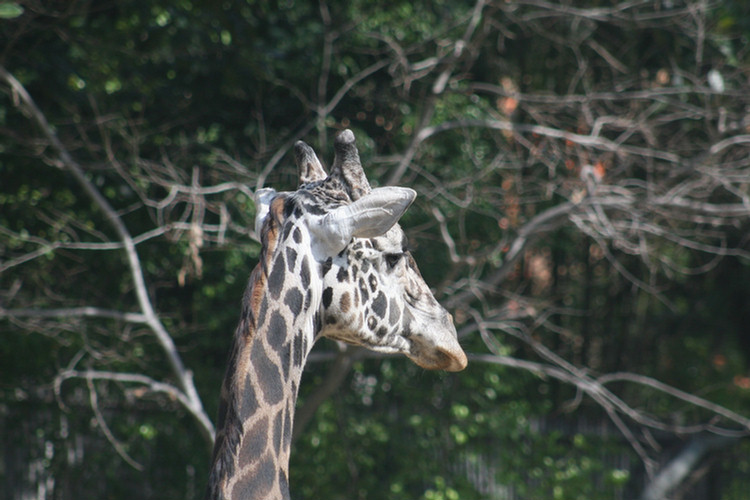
left=639, top=434, right=737, bottom=500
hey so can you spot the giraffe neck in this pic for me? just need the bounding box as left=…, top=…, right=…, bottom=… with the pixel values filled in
left=208, top=281, right=316, bottom=500
left=207, top=199, right=320, bottom=500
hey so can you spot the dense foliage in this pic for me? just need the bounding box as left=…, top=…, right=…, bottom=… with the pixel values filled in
left=2, top=1, right=750, bottom=499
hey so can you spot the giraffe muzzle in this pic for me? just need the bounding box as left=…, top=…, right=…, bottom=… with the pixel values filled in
left=409, top=313, right=467, bottom=372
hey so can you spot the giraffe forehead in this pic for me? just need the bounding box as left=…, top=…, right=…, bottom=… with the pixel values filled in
left=295, top=179, right=350, bottom=211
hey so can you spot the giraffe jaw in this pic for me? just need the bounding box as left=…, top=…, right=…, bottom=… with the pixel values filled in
left=323, top=325, right=467, bottom=372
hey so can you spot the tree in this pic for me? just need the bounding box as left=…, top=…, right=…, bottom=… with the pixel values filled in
left=2, top=1, right=750, bottom=499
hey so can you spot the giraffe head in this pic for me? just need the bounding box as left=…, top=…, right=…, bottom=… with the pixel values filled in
left=256, top=129, right=467, bottom=372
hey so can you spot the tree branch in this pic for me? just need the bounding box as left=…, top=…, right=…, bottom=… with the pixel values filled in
left=0, top=306, right=147, bottom=323
left=255, top=58, right=391, bottom=190
left=639, top=434, right=738, bottom=500
left=598, top=372, right=750, bottom=432
left=445, top=201, right=578, bottom=309
left=292, top=346, right=362, bottom=443
left=0, top=64, right=214, bottom=445
left=402, top=118, right=683, bottom=163
left=56, top=369, right=215, bottom=448
left=85, top=375, right=144, bottom=471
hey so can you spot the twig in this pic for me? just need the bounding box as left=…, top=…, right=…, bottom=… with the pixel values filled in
left=445, top=201, right=577, bottom=309
left=86, top=375, right=144, bottom=471
left=431, top=206, right=476, bottom=265
left=255, top=58, right=390, bottom=190
left=404, top=118, right=682, bottom=163
left=0, top=306, right=147, bottom=323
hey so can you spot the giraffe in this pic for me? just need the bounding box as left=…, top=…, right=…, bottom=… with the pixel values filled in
left=206, top=129, right=467, bottom=500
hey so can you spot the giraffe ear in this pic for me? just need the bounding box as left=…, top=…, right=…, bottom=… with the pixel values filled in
left=253, top=188, right=277, bottom=237
left=310, top=187, right=416, bottom=258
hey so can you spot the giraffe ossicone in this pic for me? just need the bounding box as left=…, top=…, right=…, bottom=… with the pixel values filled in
left=206, top=129, right=467, bottom=500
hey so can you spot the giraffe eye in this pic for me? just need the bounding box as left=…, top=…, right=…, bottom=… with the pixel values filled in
left=385, top=253, right=404, bottom=269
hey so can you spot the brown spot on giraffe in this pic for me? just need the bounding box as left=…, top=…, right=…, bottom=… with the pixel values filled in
left=339, top=292, right=351, bottom=313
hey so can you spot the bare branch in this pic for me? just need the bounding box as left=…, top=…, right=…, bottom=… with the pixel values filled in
left=598, top=372, right=750, bottom=431
left=408, top=118, right=683, bottom=163
left=56, top=369, right=215, bottom=447
left=431, top=207, right=476, bottom=265
left=0, top=225, right=169, bottom=272
left=85, top=375, right=144, bottom=471
left=0, top=64, right=214, bottom=445
left=446, top=201, right=577, bottom=309
left=475, top=318, right=750, bottom=434
left=292, top=346, right=362, bottom=443
left=639, top=434, right=738, bottom=500
left=0, top=307, right=147, bottom=323
left=255, top=58, right=391, bottom=190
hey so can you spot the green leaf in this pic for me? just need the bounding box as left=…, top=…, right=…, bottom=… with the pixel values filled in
left=0, top=3, right=24, bottom=19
